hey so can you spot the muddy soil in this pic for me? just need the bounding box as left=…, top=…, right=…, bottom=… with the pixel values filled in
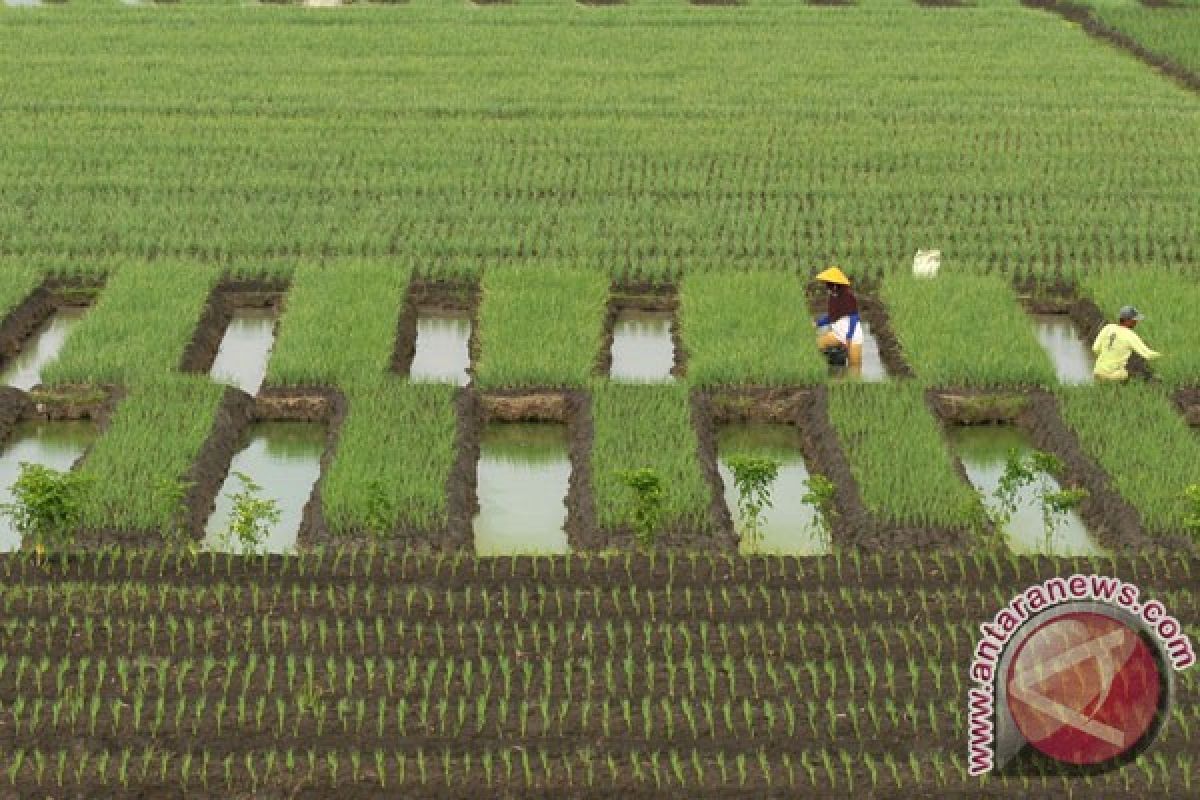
left=1023, top=0, right=1200, bottom=93
left=179, top=279, right=287, bottom=378
left=1174, top=387, right=1200, bottom=427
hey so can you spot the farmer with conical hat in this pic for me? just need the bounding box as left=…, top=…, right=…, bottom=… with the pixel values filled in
left=1092, top=305, right=1162, bottom=382
left=814, top=266, right=863, bottom=367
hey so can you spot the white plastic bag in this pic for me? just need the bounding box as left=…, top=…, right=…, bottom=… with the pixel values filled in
left=913, top=249, right=941, bottom=278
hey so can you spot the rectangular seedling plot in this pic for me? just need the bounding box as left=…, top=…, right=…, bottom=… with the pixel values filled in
left=211, top=307, right=279, bottom=395
left=0, top=420, right=97, bottom=551
left=717, top=423, right=831, bottom=555
left=946, top=424, right=1104, bottom=556
left=1029, top=312, right=1093, bottom=386
left=410, top=308, right=471, bottom=386
left=472, top=423, right=570, bottom=556
left=610, top=309, right=676, bottom=383
left=204, top=422, right=324, bottom=554
left=1, top=305, right=87, bottom=391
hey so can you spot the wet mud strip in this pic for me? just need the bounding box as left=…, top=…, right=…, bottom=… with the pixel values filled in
left=1, top=542, right=1195, bottom=592
left=0, top=387, right=30, bottom=444
left=469, top=389, right=599, bottom=549
left=1022, top=0, right=1200, bottom=94
left=390, top=279, right=479, bottom=380
left=178, top=278, right=287, bottom=378
left=1174, top=387, right=1200, bottom=427
left=0, top=277, right=101, bottom=378
left=857, top=294, right=913, bottom=378
left=596, top=283, right=685, bottom=380
left=699, top=387, right=879, bottom=550
left=928, top=389, right=1164, bottom=554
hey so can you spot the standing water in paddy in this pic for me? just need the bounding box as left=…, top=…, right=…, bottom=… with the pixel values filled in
left=948, top=426, right=1102, bottom=556
left=1, top=307, right=86, bottom=391
left=204, top=423, right=324, bottom=554
left=0, top=421, right=96, bottom=551
left=717, top=424, right=831, bottom=555
left=410, top=311, right=471, bottom=386
left=473, top=424, right=570, bottom=556
left=610, top=311, right=675, bottom=383
left=1031, top=314, right=1093, bottom=385
left=210, top=308, right=277, bottom=395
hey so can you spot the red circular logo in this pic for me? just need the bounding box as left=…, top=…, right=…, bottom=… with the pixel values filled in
left=1006, top=611, right=1164, bottom=766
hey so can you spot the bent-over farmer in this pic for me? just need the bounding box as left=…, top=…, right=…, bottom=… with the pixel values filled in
left=814, top=266, right=863, bottom=367
left=1092, top=305, right=1161, bottom=382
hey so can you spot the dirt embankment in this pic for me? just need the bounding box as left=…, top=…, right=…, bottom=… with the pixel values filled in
left=179, top=279, right=287, bottom=376
left=1022, top=0, right=1200, bottom=94
left=1174, top=387, right=1200, bottom=427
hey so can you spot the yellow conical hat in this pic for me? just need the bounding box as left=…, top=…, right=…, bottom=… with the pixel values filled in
left=815, top=266, right=850, bottom=286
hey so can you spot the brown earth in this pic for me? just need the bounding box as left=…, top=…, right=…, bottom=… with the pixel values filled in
left=1174, top=387, right=1200, bottom=427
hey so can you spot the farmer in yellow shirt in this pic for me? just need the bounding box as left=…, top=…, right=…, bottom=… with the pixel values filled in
left=1092, top=305, right=1161, bottom=382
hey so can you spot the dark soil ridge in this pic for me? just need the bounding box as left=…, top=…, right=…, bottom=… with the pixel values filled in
left=390, top=279, right=478, bottom=383
left=0, top=277, right=101, bottom=377
left=1022, top=0, right=1200, bottom=95
left=178, top=278, right=287, bottom=379
left=596, top=283, right=685, bottom=381
left=0, top=780, right=1175, bottom=800
left=1174, top=387, right=1200, bottom=427
left=2, top=549, right=1190, bottom=591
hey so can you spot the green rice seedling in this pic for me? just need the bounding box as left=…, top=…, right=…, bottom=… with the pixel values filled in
left=1090, top=7, right=1200, bottom=75
left=45, top=264, right=220, bottom=386
left=77, top=377, right=227, bottom=532
left=474, top=265, right=608, bottom=389
left=880, top=272, right=1055, bottom=387
left=679, top=272, right=826, bottom=387
left=320, top=382, right=458, bottom=536
left=1057, top=383, right=1200, bottom=535
left=826, top=382, right=982, bottom=529
left=0, top=263, right=44, bottom=323
left=1080, top=269, right=1200, bottom=387
left=590, top=383, right=714, bottom=535
left=267, top=262, right=410, bottom=389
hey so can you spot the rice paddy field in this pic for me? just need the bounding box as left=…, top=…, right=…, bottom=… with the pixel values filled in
left=1, top=0, right=1199, bottom=796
